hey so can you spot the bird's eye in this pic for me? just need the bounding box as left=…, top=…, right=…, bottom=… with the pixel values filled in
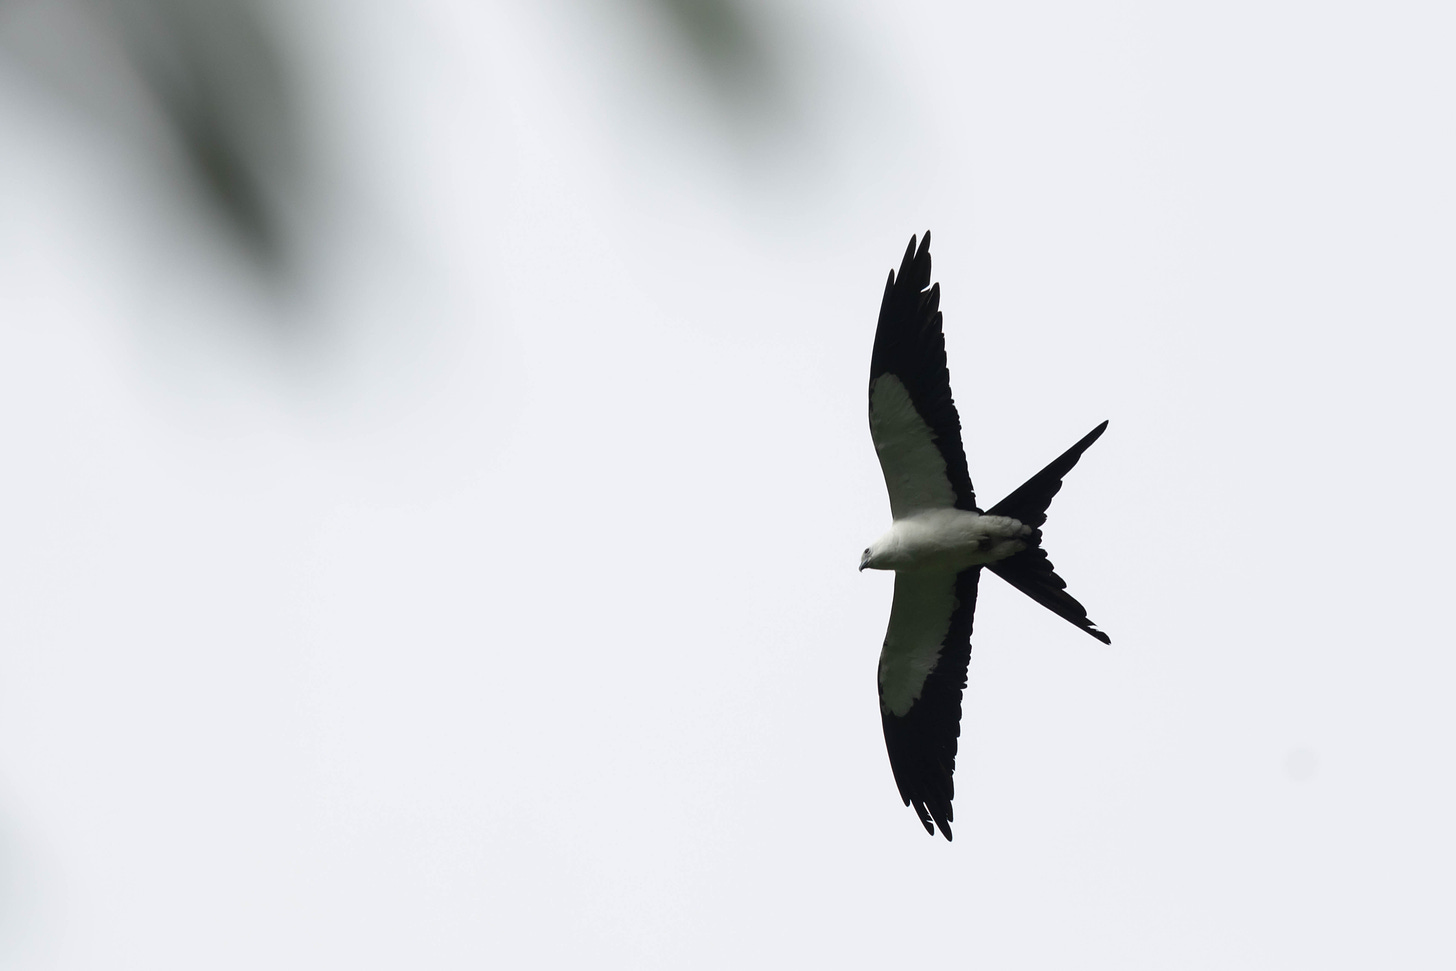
left=863, top=548, right=871, bottom=556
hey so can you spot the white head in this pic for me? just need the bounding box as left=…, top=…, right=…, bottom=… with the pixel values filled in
left=860, top=526, right=908, bottom=572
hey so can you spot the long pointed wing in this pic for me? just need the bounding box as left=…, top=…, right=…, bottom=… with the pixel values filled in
left=869, top=232, right=977, bottom=518
left=878, top=567, right=981, bottom=840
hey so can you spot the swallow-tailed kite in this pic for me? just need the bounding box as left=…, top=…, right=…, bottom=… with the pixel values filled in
left=860, top=232, right=1111, bottom=841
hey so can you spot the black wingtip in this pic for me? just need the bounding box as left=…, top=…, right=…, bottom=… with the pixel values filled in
left=895, top=232, right=934, bottom=282
left=909, top=800, right=953, bottom=840
left=899, top=235, right=918, bottom=279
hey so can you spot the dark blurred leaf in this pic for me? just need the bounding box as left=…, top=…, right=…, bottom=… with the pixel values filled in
left=639, top=0, right=792, bottom=129
left=0, top=0, right=302, bottom=272
left=104, top=0, right=300, bottom=271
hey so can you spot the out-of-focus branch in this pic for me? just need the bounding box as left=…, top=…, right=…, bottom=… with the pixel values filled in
left=0, top=0, right=302, bottom=273
left=646, top=0, right=784, bottom=115
left=101, top=0, right=301, bottom=270
left=105, top=0, right=300, bottom=268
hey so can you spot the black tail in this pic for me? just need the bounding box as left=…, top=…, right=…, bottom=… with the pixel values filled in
left=986, top=421, right=1111, bottom=644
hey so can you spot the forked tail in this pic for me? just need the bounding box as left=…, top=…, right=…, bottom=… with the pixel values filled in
left=986, top=421, right=1112, bottom=644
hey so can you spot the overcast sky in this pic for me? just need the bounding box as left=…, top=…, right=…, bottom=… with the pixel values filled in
left=1, top=0, right=1453, bottom=967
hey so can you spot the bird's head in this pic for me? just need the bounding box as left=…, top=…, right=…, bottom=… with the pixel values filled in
left=859, top=546, right=874, bottom=572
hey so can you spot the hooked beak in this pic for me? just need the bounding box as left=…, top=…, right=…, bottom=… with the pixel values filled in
left=858, top=553, right=870, bottom=572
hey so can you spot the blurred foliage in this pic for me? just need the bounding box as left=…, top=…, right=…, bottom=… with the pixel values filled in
left=0, top=0, right=299, bottom=272
left=103, top=0, right=299, bottom=269
left=0, top=0, right=797, bottom=279
left=644, top=0, right=785, bottom=118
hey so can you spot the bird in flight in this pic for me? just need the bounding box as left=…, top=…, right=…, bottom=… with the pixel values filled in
left=861, top=232, right=1111, bottom=841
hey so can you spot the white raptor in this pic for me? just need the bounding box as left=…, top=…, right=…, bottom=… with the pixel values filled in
left=861, top=232, right=1111, bottom=841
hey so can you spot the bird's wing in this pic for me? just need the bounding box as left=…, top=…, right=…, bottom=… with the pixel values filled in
left=878, top=567, right=981, bottom=840
left=869, top=232, right=977, bottom=519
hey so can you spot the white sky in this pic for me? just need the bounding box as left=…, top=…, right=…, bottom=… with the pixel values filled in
left=2, top=0, right=1454, bottom=967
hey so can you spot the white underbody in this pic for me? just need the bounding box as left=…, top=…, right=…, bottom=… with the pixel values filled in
left=863, top=372, right=1040, bottom=714
left=864, top=509, right=1032, bottom=574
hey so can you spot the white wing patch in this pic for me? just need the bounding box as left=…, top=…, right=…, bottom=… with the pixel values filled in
left=878, top=571, right=959, bottom=717
left=870, top=375, right=956, bottom=519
